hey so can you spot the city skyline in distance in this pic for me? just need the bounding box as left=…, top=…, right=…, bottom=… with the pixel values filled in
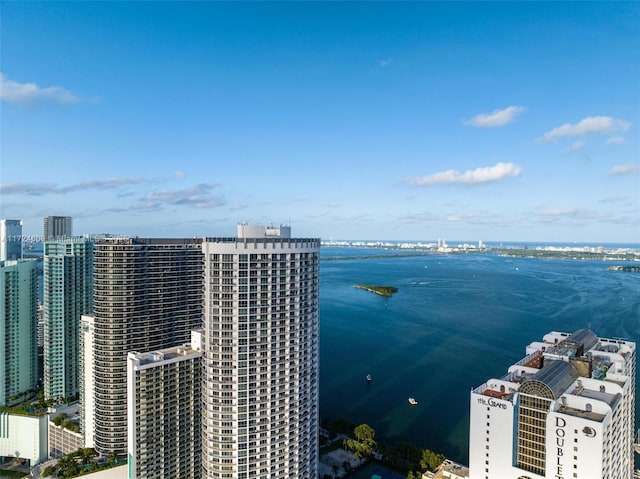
left=1, top=2, right=639, bottom=243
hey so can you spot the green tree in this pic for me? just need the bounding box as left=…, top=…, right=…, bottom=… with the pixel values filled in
left=407, top=472, right=416, bottom=479
left=42, top=465, right=55, bottom=477
left=354, top=423, right=376, bottom=445
left=52, top=413, right=68, bottom=427
left=80, top=447, right=96, bottom=465
left=420, top=448, right=445, bottom=471
left=343, top=423, right=377, bottom=459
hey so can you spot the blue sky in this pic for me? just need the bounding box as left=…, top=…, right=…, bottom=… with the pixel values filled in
left=1, top=2, right=638, bottom=243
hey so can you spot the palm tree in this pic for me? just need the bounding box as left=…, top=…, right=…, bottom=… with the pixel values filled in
left=80, top=447, right=96, bottom=465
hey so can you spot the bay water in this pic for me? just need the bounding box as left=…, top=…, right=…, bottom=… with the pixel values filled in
left=318, top=247, right=640, bottom=465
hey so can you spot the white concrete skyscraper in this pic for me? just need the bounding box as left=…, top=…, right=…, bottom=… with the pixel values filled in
left=469, top=329, right=635, bottom=479
left=127, top=330, right=203, bottom=479
left=202, top=225, right=320, bottom=479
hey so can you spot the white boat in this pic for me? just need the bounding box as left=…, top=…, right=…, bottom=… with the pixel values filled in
left=366, top=374, right=372, bottom=382
left=408, top=397, right=418, bottom=405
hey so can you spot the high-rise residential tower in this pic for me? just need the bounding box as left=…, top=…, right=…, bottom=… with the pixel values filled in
left=469, top=329, right=635, bottom=479
left=92, top=238, right=203, bottom=456
left=0, top=259, right=38, bottom=406
left=43, top=238, right=94, bottom=401
left=80, top=314, right=96, bottom=449
left=0, top=219, right=23, bottom=261
left=127, top=330, right=203, bottom=479
left=202, top=225, right=320, bottom=479
left=43, top=216, right=72, bottom=241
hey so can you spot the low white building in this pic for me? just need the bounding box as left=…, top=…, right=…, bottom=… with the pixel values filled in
left=0, top=411, right=48, bottom=466
left=469, top=329, right=635, bottom=479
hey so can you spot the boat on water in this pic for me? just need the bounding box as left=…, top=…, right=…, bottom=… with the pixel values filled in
left=366, top=374, right=372, bottom=383
left=408, top=397, right=418, bottom=405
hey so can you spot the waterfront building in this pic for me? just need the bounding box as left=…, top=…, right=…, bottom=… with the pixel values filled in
left=92, top=238, right=203, bottom=456
left=469, top=328, right=636, bottom=479
left=201, top=225, right=320, bottom=479
left=127, top=330, right=203, bottom=479
left=0, top=259, right=38, bottom=407
left=43, top=238, right=94, bottom=401
left=0, top=219, right=23, bottom=261
left=43, top=216, right=72, bottom=241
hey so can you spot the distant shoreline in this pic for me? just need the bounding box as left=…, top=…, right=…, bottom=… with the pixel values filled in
left=321, top=246, right=639, bottom=263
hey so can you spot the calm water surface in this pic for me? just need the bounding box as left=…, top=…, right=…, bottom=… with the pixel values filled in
left=318, top=247, right=640, bottom=464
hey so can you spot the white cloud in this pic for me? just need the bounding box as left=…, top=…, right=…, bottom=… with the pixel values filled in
left=532, top=206, right=636, bottom=227
left=174, top=170, right=186, bottom=179
left=229, top=204, right=248, bottom=211
left=0, top=182, right=58, bottom=195
left=608, top=163, right=640, bottom=176
left=564, top=141, right=585, bottom=153
left=446, top=211, right=496, bottom=223
left=605, top=136, right=624, bottom=145
left=308, top=209, right=330, bottom=218
left=464, top=105, right=526, bottom=128
left=60, top=177, right=144, bottom=192
left=0, top=177, right=142, bottom=195
left=540, top=116, right=630, bottom=143
left=379, top=58, right=392, bottom=67
left=407, top=162, right=522, bottom=186
left=144, top=183, right=224, bottom=208
left=398, top=212, right=438, bottom=224
left=0, top=73, right=94, bottom=106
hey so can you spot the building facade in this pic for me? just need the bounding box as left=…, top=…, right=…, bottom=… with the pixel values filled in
left=43, top=216, right=72, bottom=241
left=201, top=225, right=320, bottom=479
left=92, top=238, right=203, bottom=456
left=0, top=411, right=49, bottom=466
left=469, top=329, right=636, bottom=479
left=0, top=219, right=23, bottom=261
left=80, top=314, right=96, bottom=449
left=127, top=331, right=203, bottom=479
left=43, top=238, right=94, bottom=401
left=0, top=259, right=38, bottom=407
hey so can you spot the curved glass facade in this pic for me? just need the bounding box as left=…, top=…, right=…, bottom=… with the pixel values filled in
left=92, top=238, right=203, bottom=456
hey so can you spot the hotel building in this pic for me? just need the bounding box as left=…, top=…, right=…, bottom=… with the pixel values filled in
left=92, top=238, right=203, bottom=456
left=127, top=330, right=203, bottom=479
left=0, top=259, right=38, bottom=407
left=469, top=328, right=635, bottom=479
left=43, top=238, right=94, bottom=401
left=201, top=225, right=320, bottom=479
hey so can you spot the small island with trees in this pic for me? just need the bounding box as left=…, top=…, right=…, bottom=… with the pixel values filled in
left=355, top=284, right=398, bottom=297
